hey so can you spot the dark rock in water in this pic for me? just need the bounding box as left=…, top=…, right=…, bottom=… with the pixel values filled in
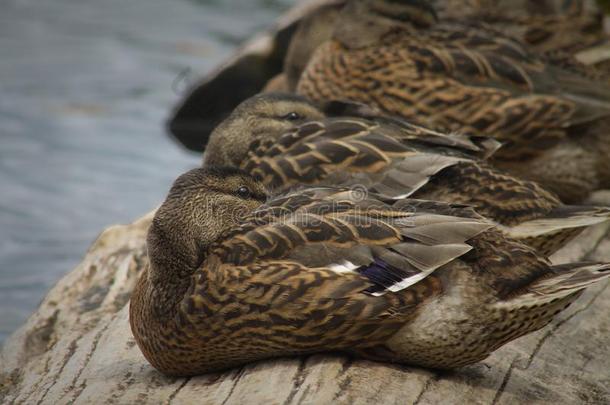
left=168, top=35, right=292, bottom=152
left=167, top=0, right=346, bottom=152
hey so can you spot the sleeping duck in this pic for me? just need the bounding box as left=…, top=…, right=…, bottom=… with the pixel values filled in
left=202, top=93, right=610, bottom=256
left=296, top=0, right=610, bottom=202
left=129, top=167, right=610, bottom=376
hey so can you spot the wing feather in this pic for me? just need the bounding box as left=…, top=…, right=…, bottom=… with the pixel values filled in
left=211, top=191, right=492, bottom=296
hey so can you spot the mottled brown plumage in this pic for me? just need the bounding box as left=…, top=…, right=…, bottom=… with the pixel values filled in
left=432, top=0, right=607, bottom=56
left=296, top=0, right=610, bottom=202
left=204, top=94, right=610, bottom=256
left=430, top=1, right=610, bottom=82
left=283, top=1, right=347, bottom=91
left=272, top=0, right=609, bottom=94
left=129, top=167, right=610, bottom=376
left=204, top=93, right=325, bottom=168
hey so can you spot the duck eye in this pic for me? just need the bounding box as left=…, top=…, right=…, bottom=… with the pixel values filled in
left=236, top=186, right=251, bottom=199
left=282, top=112, right=301, bottom=121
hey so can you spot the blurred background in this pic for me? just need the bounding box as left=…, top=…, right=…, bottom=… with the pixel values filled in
left=0, top=0, right=294, bottom=344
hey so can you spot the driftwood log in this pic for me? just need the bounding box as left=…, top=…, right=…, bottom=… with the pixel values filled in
left=1, top=193, right=610, bottom=404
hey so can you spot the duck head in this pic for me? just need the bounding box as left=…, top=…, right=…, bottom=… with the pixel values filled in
left=204, top=93, right=325, bottom=167
left=147, top=167, right=267, bottom=282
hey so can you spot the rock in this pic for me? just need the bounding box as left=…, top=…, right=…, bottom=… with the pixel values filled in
left=0, top=212, right=153, bottom=400
left=2, top=200, right=610, bottom=404
left=167, top=0, right=346, bottom=152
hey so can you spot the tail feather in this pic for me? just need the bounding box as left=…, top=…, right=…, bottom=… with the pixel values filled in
left=510, top=262, right=610, bottom=306
left=505, top=205, right=610, bottom=239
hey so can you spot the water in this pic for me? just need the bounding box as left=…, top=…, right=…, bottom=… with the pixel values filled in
left=0, top=0, right=293, bottom=344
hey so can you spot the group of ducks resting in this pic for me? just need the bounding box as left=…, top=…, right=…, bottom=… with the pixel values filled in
left=129, top=0, right=610, bottom=377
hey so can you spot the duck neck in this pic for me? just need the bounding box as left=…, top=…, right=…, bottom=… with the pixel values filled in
left=145, top=219, right=206, bottom=318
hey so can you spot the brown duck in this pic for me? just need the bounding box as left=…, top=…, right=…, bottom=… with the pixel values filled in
left=275, top=0, right=609, bottom=94
left=203, top=93, right=610, bottom=256
left=296, top=0, right=610, bottom=203
left=129, top=167, right=610, bottom=376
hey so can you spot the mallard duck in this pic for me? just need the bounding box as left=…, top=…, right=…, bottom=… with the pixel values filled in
left=203, top=93, right=610, bottom=256
left=296, top=0, right=610, bottom=203
left=280, top=0, right=609, bottom=95
left=129, top=167, right=610, bottom=376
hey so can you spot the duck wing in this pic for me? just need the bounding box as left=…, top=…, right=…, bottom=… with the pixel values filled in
left=324, top=10, right=610, bottom=162
left=407, top=23, right=610, bottom=149
left=242, top=116, right=498, bottom=191
left=183, top=190, right=490, bottom=359
left=209, top=188, right=491, bottom=296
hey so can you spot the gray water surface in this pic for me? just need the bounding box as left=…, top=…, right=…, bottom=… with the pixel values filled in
left=0, top=0, right=293, bottom=343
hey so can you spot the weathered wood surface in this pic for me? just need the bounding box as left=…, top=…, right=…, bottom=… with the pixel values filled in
left=1, top=192, right=610, bottom=405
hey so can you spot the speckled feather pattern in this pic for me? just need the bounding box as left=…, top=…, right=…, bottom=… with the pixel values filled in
left=431, top=0, right=608, bottom=57
left=297, top=3, right=610, bottom=202
left=237, top=112, right=610, bottom=256
left=130, top=169, right=610, bottom=376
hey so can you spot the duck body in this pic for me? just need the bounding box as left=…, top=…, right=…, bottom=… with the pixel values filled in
left=431, top=1, right=610, bottom=80
left=431, top=0, right=607, bottom=56
left=130, top=168, right=610, bottom=376
left=296, top=0, right=610, bottom=202
left=205, top=94, right=610, bottom=256
left=279, top=0, right=609, bottom=96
